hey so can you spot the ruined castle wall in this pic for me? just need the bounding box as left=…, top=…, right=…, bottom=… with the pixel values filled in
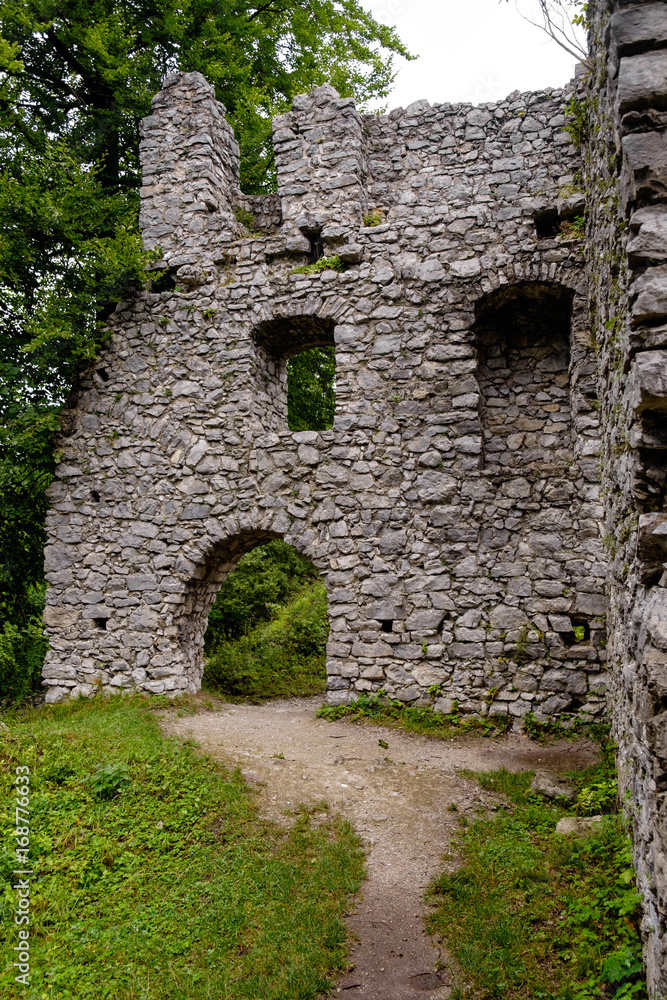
left=42, top=72, right=608, bottom=727
left=587, top=2, right=667, bottom=993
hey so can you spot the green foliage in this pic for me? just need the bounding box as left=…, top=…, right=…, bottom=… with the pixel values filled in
left=523, top=711, right=611, bottom=744
left=564, top=96, right=590, bottom=148
left=429, top=761, right=647, bottom=1000
left=233, top=206, right=257, bottom=231
left=287, top=346, right=336, bottom=431
left=0, top=696, right=364, bottom=998
left=560, top=215, right=586, bottom=240
left=0, top=589, right=48, bottom=705
left=0, top=1, right=410, bottom=195
left=205, top=539, right=318, bottom=644
left=576, top=777, right=617, bottom=816
left=291, top=254, right=345, bottom=275
left=85, top=761, right=131, bottom=800
left=317, top=693, right=512, bottom=738
left=362, top=209, right=384, bottom=227
left=204, top=581, right=329, bottom=700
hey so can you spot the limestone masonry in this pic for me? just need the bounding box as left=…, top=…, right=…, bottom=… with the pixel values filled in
left=39, top=2, right=667, bottom=993
left=42, top=68, right=609, bottom=720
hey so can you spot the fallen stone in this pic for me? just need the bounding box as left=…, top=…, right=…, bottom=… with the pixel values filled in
left=555, top=815, right=604, bottom=836
left=531, top=770, right=578, bottom=802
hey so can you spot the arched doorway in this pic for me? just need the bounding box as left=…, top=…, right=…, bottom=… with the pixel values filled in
left=203, top=537, right=329, bottom=699
left=177, top=529, right=330, bottom=698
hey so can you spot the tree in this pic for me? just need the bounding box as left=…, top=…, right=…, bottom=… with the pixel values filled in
left=0, top=0, right=410, bottom=698
left=287, top=347, right=337, bottom=432
left=505, top=1, right=588, bottom=66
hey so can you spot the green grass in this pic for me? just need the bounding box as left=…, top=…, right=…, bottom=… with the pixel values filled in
left=428, top=756, right=646, bottom=1000
left=290, top=255, right=344, bottom=276
left=203, top=581, right=328, bottom=701
left=318, top=695, right=609, bottom=746
left=317, top=693, right=512, bottom=738
left=0, top=695, right=364, bottom=999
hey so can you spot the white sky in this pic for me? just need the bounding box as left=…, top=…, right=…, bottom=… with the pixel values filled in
left=364, top=0, right=586, bottom=110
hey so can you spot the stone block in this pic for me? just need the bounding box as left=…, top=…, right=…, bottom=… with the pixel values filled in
left=405, top=609, right=445, bottom=630
left=622, top=131, right=667, bottom=209
left=574, top=593, right=607, bottom=617
left=531, top=770, right=577, bottom=802
left=618, top=52, right=667, bottom=115
left=433, top=696, right=456, bottom=715
left=448, top=643, right=485, bottom=658
left=629, top=349, right=667, bottom=411
left=416, top=471, right=457, bottom=503
left=610, top=5, right=667, bottom=56
left=489, top=605, right=527, bottom=629
left=43, top=607, right=79, bottom=628
left=549, top=615, right=572, bottom=632
left=555, top=816, right=603, bottom=837
left=628, top=206, right=667, bottom=261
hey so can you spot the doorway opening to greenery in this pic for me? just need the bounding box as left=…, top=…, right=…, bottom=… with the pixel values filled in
left=202, top=539, right=329, bottom=701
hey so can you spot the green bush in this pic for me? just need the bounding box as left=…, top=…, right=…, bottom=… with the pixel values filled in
left=205, top=539, right=318, bottom=646
left=0, top=584, right=47, bottom=704
left=429, top=762, right=647, bottom=1000
left=204, top=581, right=329, bottom=700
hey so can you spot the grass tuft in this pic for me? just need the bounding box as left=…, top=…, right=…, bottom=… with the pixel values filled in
left=290, top=255, right=345, bottom=276
left=317, top=693, right=511, bottom=738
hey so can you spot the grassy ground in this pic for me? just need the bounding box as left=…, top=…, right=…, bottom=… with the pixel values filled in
left=0, top=695, right=364, bottom=999
left=318, top=692, right=512, bottom=738
left=203, top=581, right=328, bottom=701
left=428, top=754, right=646, bottom=1000
left=318, top=693, right=610, bottom=744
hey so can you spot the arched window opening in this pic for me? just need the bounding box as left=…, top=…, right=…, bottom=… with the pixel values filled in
left=253, top=315, right=336, bottom=432
left=192, top=537, right=329, bottom=700
left=475, top=283, right=574, bottom=471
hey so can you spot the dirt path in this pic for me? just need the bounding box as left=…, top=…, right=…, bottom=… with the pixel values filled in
left=161, top=697, right=599, bottom=1000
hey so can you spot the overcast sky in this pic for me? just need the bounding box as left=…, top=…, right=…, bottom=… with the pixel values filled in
left=364, top=0, right=586, bottom=110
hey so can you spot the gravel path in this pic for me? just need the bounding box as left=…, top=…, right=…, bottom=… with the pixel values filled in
left=162, top=697, right=599, bottom=1000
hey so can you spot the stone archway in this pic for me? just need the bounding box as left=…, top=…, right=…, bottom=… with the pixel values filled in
left=177, top=526, right=332, bottom=693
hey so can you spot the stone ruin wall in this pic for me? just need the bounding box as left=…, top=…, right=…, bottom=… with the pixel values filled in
left=40, top=69, right=611, bottom=726
left=586, top=1, right=667, bottom=994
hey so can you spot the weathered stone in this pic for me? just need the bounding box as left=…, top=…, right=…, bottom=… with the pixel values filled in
left=531, top=770, right=578, bottom=802
left=610, top=5, right=667, bottom=56
left=622, top=130, right=667, bottom=208
left=618, top=51, right=667, bottom=115
left=628, top=206, right=667, bottom=261
left=555, top=816, right=604, bottom=837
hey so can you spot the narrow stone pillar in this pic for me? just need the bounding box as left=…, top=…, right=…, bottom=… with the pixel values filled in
left=272, top=84, right=368, bottom=249
left=139, top=71, right=241, bottom=269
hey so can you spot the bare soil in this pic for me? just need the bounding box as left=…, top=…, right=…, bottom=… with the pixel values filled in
left=161, top=697, right=600, bottom=1000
